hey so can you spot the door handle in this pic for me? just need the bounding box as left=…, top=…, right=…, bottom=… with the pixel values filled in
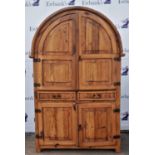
left=73, top=102, right=76, bottom=111
left=78, top=124, right=83, bottom=130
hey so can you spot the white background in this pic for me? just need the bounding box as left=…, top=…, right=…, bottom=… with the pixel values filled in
left=25, top=0, right=129, bottom=132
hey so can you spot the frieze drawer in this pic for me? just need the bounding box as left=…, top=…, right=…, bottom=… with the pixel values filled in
left=37, top=92, right=76, bottom=101
left=78, top=91, right=116, bottom=101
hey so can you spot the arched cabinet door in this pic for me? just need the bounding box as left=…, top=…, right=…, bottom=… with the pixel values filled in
left=78, top=11, right=120, bottom=90
left=33, top=13, right=77, bottom=90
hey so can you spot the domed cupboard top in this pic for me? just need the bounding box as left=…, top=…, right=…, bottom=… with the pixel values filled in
left=30, top=7, right=123, bottom=58
left=30, top=7, right=124, bottom=153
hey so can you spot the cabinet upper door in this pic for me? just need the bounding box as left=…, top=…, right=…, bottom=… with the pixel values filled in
left=78, top=11, right=119, bottom=55
left=33, top=14, right=77, bottom=90
left=33, top=10, right=121, bottom=90
left=79, top=58, right=115, bottom=90
left=78, top=11, right=120, bottom=90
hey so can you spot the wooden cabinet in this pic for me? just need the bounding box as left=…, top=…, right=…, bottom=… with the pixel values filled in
left=30, top=7, right=124, bottom=152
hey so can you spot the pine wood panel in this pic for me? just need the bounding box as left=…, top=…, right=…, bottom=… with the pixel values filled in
left=79, top=11, right=119, bottom=56
left=37, top=103, right=77, bottom=146
left=78, top=103, right=115, bottom=147
left=38, top=14, right=77, bottom=55
left=43, top=20, right=73, bottom=54
left=79, top=58, right=114, bottom=90
left=42, top=59, right=75, bottom=90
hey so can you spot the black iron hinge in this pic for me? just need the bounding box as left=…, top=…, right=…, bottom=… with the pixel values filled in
left=114, top=81, right=121, bottom=86
left=35, top=109, right=42, bottom=113
left=54, top=143, right=59, bottom=147
left=78, top=124, right=83, bottom=131
left=34, top=92, right=37, bottom=98
left=33, top=58, right=41, bottom=62
left=113, top=108, right=120, bottom=113
left=36, top=131, right=44, bottom=139
left=73, top=103, right=76, bottom=111
left=34, top=83, right=41, bottom=87
left=114, top=57, right=121, bottom=61
left=113, top=135, right=120, bottom=139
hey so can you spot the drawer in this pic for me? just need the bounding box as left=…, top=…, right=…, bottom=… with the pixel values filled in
left=37, top=91, right=76, bottom=101
left=78, top=91, right=116, bottom=101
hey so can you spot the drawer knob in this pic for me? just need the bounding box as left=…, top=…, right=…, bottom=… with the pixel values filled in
left=57, top=94, right=61, bottom=98
left=52, top=95, right=56, bottom=98
left=52, top=94, right=61, bottom=99
left=93, top=93, right=101, bottom=99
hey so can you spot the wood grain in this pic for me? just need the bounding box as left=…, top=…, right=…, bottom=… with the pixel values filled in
left=30, top=7, right=123, bottom=152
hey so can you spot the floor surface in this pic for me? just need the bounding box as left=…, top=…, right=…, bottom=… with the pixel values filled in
left=25, top=133, right=129, bottom=155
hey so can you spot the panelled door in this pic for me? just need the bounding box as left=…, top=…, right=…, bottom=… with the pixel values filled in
left=32, top=8, right=122, bottom=151
left=37, top=102, right=77, bottom=146
left=78, top=103, right=116, bottom=147
left=34, top=13, right=77, bottom=90
left=79, top=11, right=119, bottom=90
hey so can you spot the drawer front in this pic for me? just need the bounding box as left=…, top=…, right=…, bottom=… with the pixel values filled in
left=78, top=91, right=116, bottom=101
left=37, top=92, right=76, bottom=101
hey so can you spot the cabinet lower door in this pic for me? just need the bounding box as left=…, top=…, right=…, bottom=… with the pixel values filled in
left=78, top=103, right=115, bottom=147
left=37, top=102, right=77, bottom=147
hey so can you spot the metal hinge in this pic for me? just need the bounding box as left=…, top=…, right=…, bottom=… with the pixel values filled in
left=35, top=109, right=42, bottom=113
left=113, top=135, right=120, bottom=139
left=114, top=81, right=120, bottom=86
left=36, top=131, right=44, bottom=139
left=113, top=108, right=120, bottom=113
left=79, top=56, right=82, bottom=60
left=121, top=53, right=125, bottom=57
left=114, top=57, right=121, bottom=61
left=73, top=103, right=76, bottom=111
left=54, top=143, right=59, bottom=147
left=34, top=92, right=37, bottom=98
left=34, top=83, right=40, bottom=87
left=33, top=58, right=41, bottom=62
